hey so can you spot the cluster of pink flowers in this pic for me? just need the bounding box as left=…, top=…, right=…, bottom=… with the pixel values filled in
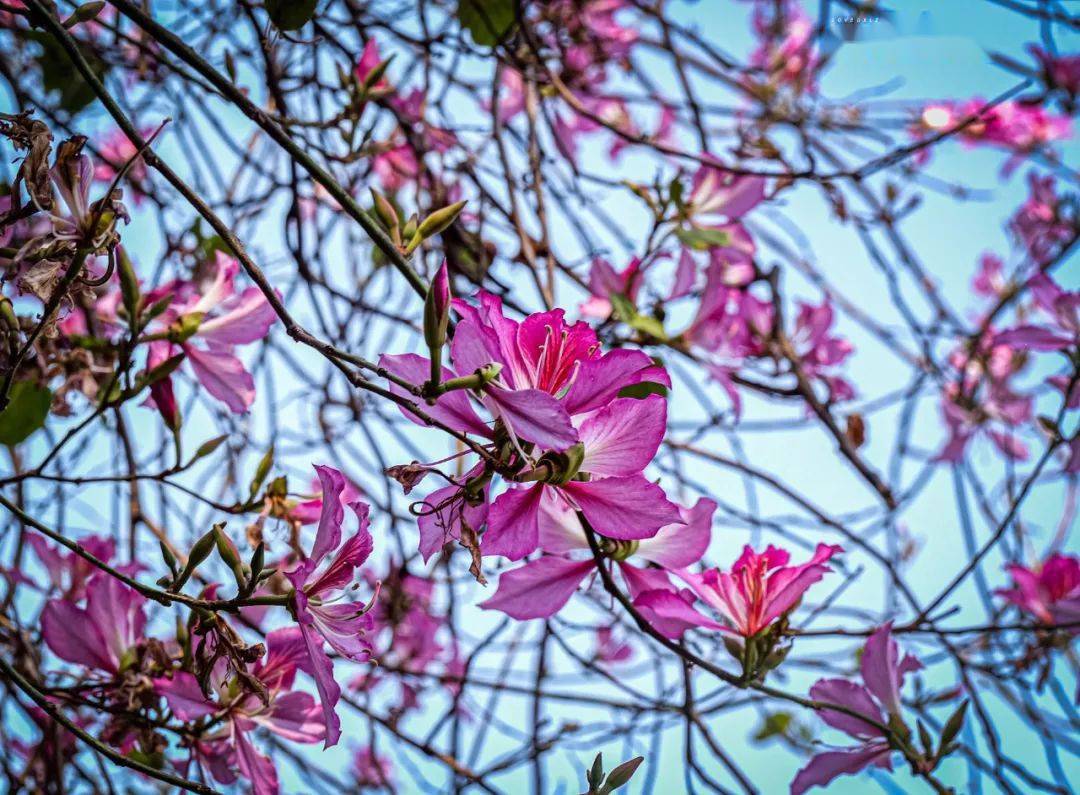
left=911, top=99, right=1071, bottom=171
left=936, top=263, right=1075, bottom=468
left=28, top=464, right=377, bottom=794
left=997, top=552, right=1080, bottom=629
left=142, top=251, right=277, bottom=416
left=355, top=566, right=463, bottom=714
left=1008, top=173, right=1076, bottom=265
left=352, top=39, right=457, bottom=196
left=491, top=1, right=656, bottom=161
left=746, top=0, right=820, bottom=94
left=580, top=164, right=855, bottom=415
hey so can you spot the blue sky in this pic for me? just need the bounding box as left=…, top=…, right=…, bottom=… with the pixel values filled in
left=3, top=1, right=1078, bottom=792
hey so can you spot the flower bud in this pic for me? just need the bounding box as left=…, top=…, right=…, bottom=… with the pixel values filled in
left=423, top=259, right=452, bottom=355
left=406, top=200, right=467, bottom=254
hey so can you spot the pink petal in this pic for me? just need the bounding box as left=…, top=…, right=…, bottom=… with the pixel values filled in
left=308, top=464, right=346, bottom=567
left=759, top=543, right=841, bottom=627
left=563, top=349, right=660, bottom=415
left=41, top=600, right=114, bottom=671
left=183, top=344, right=255, bottom=413
left=579, top=395, right=666, bottom=476
left=860, top=623, right=916, bottom=717
left=561, top=476, right=682, bottom=540
left=484, top=387, right=577, bottom=451
left=379, top=353, right=491, bottom=437
left=483, top=484, right=545, bottom=561
left=232, top=721, right=279, bottom=795
left=808, top=678, right=886, bottom=739
left=790, top=743, right=892, bottom=795
left=196, top=286, right=277, bottom=345
left=250, top=691, right=325, bottom=744
left=155, top=672, right=217, bottom=721
left=297, top=622, right=341, bottom=749
left=993, top=325, right=1070, bottom=351
left=632, top=588, right=722, bottom=638
left=635, top=497, right=715, bottom=569
left=479, top=557, right=594, bottom=619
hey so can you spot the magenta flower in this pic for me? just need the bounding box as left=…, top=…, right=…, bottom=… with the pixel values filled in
left=353, top=746, right=394, bottom=789
left=146, top=251, right=277, bottom=413
left=157, top=628, right=325, bottom=795
left=686, top=165, right=765, bottom=221
left=910, top=99, right=1070, bottom=171
left=481, top=394, right=682, bottom=560
left=594, top=625, right=633, bottom=665
left=92, top=127, right=151, bottom=204
left=682, top=543, right=842, bottom=638
left=480, top=492, right=714, bottom=625
left=354, top=38, right=391, bottom=92
left=934, top=330, right=1033, bottom=463
left=41, top=574, right=147, bottom=674
left=579, top=256, right=643, bottom=319
left=1013, top=174, right=1075, bottom=264
left=23, top=533, right=115, bottom=599
left=997, top=552, right=1080, bottom=628
left=382, top=291, right=669, bottom=562
left=789, top=301, right=856, bottom=402
left=791, top=624, right=923, bottom=794
left=994, top=273, right=1078, bottom=353
left=284, top=464, right=375, bottom=747
left=1030, top=45, right=1080, bottom=99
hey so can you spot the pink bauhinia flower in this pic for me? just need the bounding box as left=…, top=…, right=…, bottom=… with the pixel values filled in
left=934, top=330, right=1033, bottom=464
left=480, top=490, right=713, bottom=624
left=284, top=464, right=376, bottom=747
left=481, top=394, right=682, bottom=560
left=994, top=273, right=1078, bottom=353
left=92, top=127, right=152, bottom=204
left=910, top=99, right=1071, bottom=171
left=353, top=746, right=394, bottom=789
left=41, top=574, right=147, bottom=675
left=1008, top=173, right=1075, bottom=264
left=680, top=543, right=842, bottom=638
left=789, top=301, right=856, bottom=402
left=579, top=256, right=643, bottom=319
left=157, top=628, right=325, bottom=795
left=383, top=291, right=670, bottom=561
left=145, top=251, right=277, bottom=413
left=21, top=533, right=115, bottom=599
left=1030, top=46, right=1080, bottom=101
left=686, top=165, right=765, bottom=222
left=791, top=624, right=923, bottom=794
left=997, top=552, right=1080, bottom=628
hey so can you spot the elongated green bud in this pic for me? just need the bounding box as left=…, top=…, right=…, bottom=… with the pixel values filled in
left=406, top=200, right=466, bottom=254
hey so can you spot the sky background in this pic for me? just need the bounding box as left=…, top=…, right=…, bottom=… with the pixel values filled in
left=4, top=0, right=1079, bottom=793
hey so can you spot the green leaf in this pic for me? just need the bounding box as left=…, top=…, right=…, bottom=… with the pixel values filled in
left=588, top=753, right=604, bottom=788
left=617, top=381, right=668, bottom=400
left=265, top=0, right=317, bottom=31
left=938, top=700, right=969, bottom=755
left=248, top=445, right=275, bottom=499
left=192, top=435, right=228, bottom=462
left=675, top=226, right=731, bottom=251
left=753, top=711, right=792, bottom=741
left=610, top=294, right=667, bottom=340
left=0, top=381, right=52, bottom=446
left=26, top=31, right=108, bottom=114
left=457, top=0, right=516, bottom=46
